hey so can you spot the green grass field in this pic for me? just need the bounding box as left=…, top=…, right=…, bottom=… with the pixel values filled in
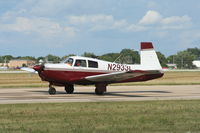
left=119, top=71, right=200, bottom=86
left=0, top=73, right=47, bottom=88
left=1, top=100, right=200, bottom=133
left=0, top=71, right=200, bottom=88
left=1, top=72, right=200, bottom=132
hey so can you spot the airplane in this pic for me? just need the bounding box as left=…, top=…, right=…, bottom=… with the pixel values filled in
left=22, top=42, right=164, bottom=95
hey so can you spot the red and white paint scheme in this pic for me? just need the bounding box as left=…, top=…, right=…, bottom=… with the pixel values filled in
left=25, top=42, right=164, bottom=95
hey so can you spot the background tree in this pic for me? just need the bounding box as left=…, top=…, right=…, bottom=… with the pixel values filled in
left=18, top=56, right=36, bottom=61
left=99, top=53, right=120, bottom=62
left=186, top=47, right=200, bottom=59
left=1, top=55, right=14, bottom=63
left=156, top=52, right=167, bottom=67
left=167, top=55, right=176, bottom=64
left=61, top=54, right=76, bottom=61
left=176, top=51, right=196, bottom=69
left=45, top=54, right=61, bottom=63
left=119, top=49, right=140, bottom=64
left=167, top=51, right=196, bottom=69
left=0, top=56, right=3, bottom=63
left=82, top=52, right=98, bottom=58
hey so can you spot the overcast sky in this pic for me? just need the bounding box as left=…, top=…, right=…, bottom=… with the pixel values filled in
left=0, top=0, right=200, bottom=57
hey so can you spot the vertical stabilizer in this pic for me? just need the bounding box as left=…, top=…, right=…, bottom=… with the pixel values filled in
left=140, top=42, right=162, bottom=70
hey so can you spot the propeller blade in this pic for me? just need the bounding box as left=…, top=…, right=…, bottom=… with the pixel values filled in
left=20, top=67, right=38, bottom=73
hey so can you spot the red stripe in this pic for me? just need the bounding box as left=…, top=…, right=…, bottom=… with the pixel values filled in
left=141, top=42, right=153, bottom=50
left=38, top=70, right=163, bottom=86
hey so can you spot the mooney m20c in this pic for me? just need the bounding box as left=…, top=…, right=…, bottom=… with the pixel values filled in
left=26, top=42, right=164, bottom=95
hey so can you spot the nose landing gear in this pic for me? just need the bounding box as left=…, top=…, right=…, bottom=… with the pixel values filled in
left=48, top=84, right=56, bottom=95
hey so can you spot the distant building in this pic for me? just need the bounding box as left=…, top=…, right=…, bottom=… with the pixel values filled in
left=193, top=60, right=200, bottom=68
left=166, top=63, right=177, bottom=69
left=0, top=63, right=8, bottom=67
left=9, top=59, right=36, bottom=68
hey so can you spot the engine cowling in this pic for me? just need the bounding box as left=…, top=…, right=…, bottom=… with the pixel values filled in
left=33, top=65, right=43, bottom=72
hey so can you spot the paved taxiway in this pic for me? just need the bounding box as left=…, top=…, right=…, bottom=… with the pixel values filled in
left=0, top=85, right=200, bottom=104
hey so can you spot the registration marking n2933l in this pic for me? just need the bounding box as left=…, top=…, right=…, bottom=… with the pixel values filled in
left=107, top=64, right=131, bottom=71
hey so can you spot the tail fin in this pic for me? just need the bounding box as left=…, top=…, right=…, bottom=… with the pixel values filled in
left=140, top=42, right=162, bottom=70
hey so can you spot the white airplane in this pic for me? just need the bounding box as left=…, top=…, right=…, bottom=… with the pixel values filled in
left=22, top=42, right=164, bottom=95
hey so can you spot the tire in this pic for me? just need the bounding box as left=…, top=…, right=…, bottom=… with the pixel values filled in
left=65, top=84, right=74, bottom=94
left=49, top=87, right=56, bottom=95
left=95, top=88, right=104, bottom=95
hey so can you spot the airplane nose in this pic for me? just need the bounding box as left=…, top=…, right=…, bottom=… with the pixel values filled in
left=33, top=65, right=42, bottom=71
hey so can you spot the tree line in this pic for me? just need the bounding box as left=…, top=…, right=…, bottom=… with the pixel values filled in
left=0, top=47, right=200, bottom=69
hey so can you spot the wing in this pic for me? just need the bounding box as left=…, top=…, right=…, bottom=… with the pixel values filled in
left=85, top=70, right=159, bottom=82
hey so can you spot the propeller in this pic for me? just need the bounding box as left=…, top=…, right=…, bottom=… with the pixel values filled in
left=21, top=59, right=45, bottom=74
left=20, top=67, right=38, bottom=74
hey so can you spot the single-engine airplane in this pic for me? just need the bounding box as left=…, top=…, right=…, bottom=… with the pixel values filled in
left=22, top=42, right=164, bottom=95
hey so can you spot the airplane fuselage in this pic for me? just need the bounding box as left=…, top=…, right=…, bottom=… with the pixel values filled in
left=35, top=56, right=163, bottom=86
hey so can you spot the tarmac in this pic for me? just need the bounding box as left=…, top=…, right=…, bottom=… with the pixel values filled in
left=0, top=85, right=200, bottom=104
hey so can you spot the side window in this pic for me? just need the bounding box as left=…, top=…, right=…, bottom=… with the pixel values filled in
left=75, top=60, right=86, bottom=67
left=88, top=60, right=98, bottom=68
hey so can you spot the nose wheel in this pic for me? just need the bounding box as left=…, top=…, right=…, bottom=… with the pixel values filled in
left=49, top=84, right=56, bottom=95
left=49, top=87, right=56, bottom=95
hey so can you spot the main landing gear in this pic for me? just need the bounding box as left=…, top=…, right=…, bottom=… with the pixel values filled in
left=65, top=84, right=74, bottom=94
left=95, top=83, right=107, bottom=95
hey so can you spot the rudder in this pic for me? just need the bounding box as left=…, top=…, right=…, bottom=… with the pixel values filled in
left=140, top=42, right=162, bottom=70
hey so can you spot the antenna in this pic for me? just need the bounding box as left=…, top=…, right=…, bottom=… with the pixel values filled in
left=113, top=54, right=122, bottom=63
left=45, top=57, right=48, bottom=63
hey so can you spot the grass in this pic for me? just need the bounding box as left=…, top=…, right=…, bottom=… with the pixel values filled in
left=0, top=100, right=200, bottom=132
left=0, top=72, right=200, bottom=132
left=0, top=71, right=200, bottom=88
left=0, top=73, right=47, bottom=88
left=114, top=71, right=200, bottom=86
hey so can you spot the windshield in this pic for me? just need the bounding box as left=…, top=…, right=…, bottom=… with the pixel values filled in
left=63, top=58, right=74, bottom=66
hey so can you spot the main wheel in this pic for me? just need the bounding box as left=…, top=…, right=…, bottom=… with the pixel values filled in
left=95, top=88, right=104, bottom=95
left=49, top=87, right=56, bottom=95
left=95, top=83, right=107, bottom=95
left=65, top=84, right=74, bottom=94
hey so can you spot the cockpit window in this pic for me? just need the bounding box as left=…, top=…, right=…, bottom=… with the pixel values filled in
left=75, top=59, right=86, bottom=67
left=65, top=58, right=73, bottom=66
